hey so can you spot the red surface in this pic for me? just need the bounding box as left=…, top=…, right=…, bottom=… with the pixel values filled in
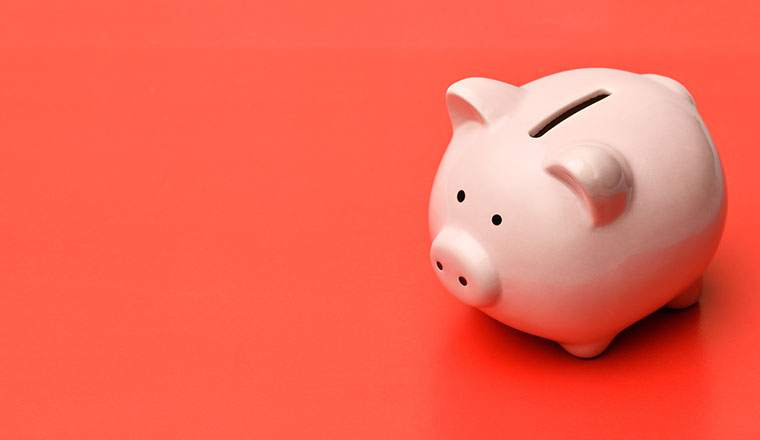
left=1, top=1, right=759, bottom=438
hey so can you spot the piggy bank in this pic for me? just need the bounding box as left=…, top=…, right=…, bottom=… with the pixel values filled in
left=429, top=68, right=726, bottom=358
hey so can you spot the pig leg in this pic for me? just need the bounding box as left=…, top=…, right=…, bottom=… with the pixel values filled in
left=559, top=335, right=616, bottom=359
left=665, top=276, right=702, bottom=309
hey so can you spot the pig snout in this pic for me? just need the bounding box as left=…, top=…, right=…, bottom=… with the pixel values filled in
left=430, top=228, right=500, bottom=307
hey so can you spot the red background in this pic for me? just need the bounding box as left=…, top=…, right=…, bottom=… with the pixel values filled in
left=1, top=1, right=759, bottom=438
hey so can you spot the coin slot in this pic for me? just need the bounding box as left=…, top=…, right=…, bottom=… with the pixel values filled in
left=530, top=91, right=610, bottom=138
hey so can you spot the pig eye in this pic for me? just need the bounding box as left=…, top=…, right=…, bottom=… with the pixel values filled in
left=492, top=214, right=502, bottom=225
left=457, top=190, right=465, bottom=203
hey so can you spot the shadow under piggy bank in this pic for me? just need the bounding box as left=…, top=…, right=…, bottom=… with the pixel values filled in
left=453, top=282, right=704, bottom=361
left=428, top=277, right=714, bottom=437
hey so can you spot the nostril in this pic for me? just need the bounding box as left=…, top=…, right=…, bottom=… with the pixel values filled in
left=458, top=276, right=467, bottom=286
left=436, top=261, right=443, bottom=271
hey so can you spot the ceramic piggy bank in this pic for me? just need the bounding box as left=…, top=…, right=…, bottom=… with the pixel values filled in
left=429, top=68, right=726, bottom=358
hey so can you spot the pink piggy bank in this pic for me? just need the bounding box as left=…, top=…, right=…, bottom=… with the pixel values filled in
left=429, top=68, right=726, bottom=358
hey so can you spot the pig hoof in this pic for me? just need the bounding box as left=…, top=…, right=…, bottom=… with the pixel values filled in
left=559, top=336, right=615, bottom=359
left=665, top=277, right=703, bottom=309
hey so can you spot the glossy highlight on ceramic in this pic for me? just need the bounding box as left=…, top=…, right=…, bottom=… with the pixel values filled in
left=428, top=68, right=726, bottom=358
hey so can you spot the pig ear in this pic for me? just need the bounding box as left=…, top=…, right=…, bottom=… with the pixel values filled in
left=446, top=78, right=522, bottom=129
left=643, top=73, right=695, bottom=106
left=544, top=145, right=633, bottom=227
